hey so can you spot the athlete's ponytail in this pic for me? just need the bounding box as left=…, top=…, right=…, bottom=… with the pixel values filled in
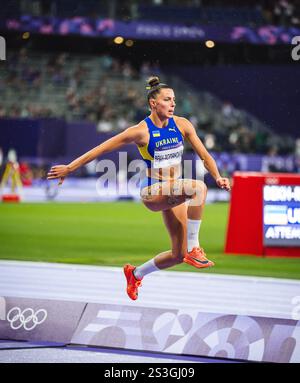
left=146, top=76, right=170, bottom=103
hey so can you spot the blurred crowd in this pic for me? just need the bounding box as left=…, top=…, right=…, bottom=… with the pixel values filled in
left=264, top=0, right=300, bottom=26
left=139, top=0, right=300, bottom=27
left=5, top=0, right=299, bottom=27
left=0, top=48, right=296, bottom=156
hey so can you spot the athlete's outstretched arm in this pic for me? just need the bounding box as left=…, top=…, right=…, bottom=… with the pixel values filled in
left=178, top=117, right=231, bottom=191
left=47, top=125, right=142, bottom=184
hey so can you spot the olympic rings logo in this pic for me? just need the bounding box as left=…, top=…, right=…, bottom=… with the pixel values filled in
left=7, top=307, right=47, bottom=331
left=265, top=178, right=279, bottom=185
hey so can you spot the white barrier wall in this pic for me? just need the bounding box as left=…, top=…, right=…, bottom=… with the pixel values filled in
left=1, top=297, right=299, bottom=363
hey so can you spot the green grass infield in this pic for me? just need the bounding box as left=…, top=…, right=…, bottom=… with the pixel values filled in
left=1, top=201, right=300, bottom=280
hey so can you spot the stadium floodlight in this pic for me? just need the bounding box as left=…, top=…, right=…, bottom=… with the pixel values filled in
left=205, top=40, right=215, bottom=48
left=22, top=32, right=30, bottom=40
left=114, top=36, right=124, bottom=45
left=125, top=40, right=134, bottom=47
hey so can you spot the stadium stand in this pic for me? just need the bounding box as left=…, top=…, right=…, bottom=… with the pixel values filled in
left=1, top=0, right=300, bottom=27
left=0, top=47, right=295, bottom=156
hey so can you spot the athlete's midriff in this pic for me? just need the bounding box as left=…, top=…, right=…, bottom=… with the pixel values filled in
left=146, top=164, right=182, bottom=181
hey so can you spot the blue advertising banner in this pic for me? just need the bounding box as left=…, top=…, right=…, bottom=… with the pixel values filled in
left=1, top=15, right=299, bottom=45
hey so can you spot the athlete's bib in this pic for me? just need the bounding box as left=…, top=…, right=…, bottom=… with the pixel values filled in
left=153, top=144, right=184, bottom=169
left=137, top=117, right=184, bottom=169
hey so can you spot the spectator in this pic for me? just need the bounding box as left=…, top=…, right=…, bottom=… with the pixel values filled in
left=273, top=0, right=294, bottom=25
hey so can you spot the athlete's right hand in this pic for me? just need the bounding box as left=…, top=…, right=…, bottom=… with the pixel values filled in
left=216, top=176, right=231, bottom=191
left=47, top=165, right=71, bottom=186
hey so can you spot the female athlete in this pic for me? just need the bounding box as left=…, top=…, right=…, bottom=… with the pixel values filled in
left=47, top=76, right=231, bottom=301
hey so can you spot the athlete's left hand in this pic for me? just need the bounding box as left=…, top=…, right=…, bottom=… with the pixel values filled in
left=216, top=177, right=231, bottom=191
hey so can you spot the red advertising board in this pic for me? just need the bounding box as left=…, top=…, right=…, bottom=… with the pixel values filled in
left=225, top=172, right=300, bottom=257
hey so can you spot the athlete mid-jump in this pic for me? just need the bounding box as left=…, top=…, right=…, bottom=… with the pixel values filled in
left=47, top=76, right=231, bottom=301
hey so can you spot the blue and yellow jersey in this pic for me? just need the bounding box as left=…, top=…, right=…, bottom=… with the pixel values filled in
left=137, top=116, right=184, bottom=169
